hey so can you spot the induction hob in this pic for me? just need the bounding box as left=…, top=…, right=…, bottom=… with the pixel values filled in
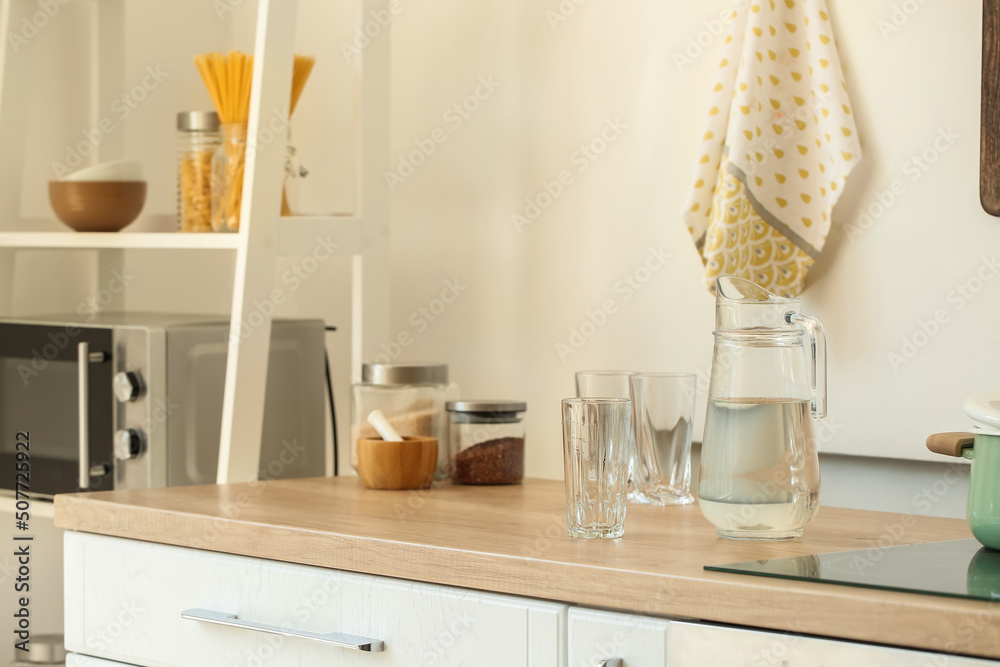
left=706, top=539, right=1000, bottom=602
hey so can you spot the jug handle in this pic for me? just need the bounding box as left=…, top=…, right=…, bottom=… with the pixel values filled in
left=787, top=312, right=827, bottom=420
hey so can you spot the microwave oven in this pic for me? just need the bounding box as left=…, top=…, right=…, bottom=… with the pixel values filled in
left=0, top=313, right=327, bottom=497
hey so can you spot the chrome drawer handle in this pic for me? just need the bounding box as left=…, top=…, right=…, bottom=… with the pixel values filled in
left=599, top=660, right=622, bottom=667
left=181, top=608, right=385, bottom=652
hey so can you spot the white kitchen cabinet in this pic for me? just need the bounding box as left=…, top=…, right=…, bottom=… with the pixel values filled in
left=567, top=607, right=670, bottom=667
left=64, top=531, right=1000, bottom=666
left=64, top=533, right=565, bottom=667
left=667, top=620, right=996, bottom=666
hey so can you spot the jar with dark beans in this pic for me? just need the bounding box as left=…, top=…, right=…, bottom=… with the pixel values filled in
left=446, top=401, right=527, bottom=485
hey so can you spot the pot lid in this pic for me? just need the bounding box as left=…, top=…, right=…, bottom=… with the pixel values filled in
left=964, top=392, right=1000, bottom=436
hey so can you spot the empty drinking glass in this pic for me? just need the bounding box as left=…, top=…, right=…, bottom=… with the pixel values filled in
left=575, top=371, right=636, bottom=401
left=629, top=373, right=696, bottom=506
left=562, top=398, right=631, bottom=539
left=575, top=371, right=645, bottom=503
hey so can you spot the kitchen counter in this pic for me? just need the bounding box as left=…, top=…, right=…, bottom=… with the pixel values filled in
left=55, top=477, right=997, bottom=660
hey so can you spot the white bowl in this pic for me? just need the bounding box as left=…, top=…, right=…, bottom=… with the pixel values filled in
left=62, top=160, right=143, bottom=182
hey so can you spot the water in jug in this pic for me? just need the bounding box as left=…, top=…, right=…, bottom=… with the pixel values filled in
left=698, top=276, right=826, bottom=540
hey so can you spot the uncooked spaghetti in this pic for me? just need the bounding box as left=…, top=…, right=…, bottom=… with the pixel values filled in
left=194, top=52, right=317, bottom=228
left=194, top=51, right=253, bottom=231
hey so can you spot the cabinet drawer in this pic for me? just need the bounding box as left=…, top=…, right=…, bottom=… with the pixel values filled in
left=567, top=607, right=669, bottom=667
left=64, top=533, right=565, bottom=667
left=668, top=621, right=998, bottom=666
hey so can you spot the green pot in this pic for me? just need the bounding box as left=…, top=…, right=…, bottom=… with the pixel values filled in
left=927, top=393, right=1000, bottom=551
left=967, top=435, right=1000, bottom=550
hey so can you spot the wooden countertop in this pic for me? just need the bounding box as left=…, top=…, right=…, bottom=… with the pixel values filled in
left=55, top=478, right=997, bottom=660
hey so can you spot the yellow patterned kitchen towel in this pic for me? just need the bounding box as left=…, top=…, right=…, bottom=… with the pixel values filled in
left=683, top=0, right=861, bottom=297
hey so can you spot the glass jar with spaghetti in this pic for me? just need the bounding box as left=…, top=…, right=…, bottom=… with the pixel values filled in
left=211, top=123, right=247, bottom=233
left=176, top=111, right=219, bottom=233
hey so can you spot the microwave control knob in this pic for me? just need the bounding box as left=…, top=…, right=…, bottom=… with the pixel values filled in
left=113, top=371, right=144, bottom=403
left=114, top=429, right=145, bottom=461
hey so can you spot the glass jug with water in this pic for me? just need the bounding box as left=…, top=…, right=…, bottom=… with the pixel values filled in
left=698, top=276, right=826, bottom=540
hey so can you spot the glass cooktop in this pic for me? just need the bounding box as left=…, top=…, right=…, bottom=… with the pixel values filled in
left=706, top=539, right=1000, bottom=602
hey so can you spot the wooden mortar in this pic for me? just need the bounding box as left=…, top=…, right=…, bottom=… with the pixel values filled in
left=356, top=435, right=437, bottom=490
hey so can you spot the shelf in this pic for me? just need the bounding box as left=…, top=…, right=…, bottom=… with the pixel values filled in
left=0, top=215, right=363, bottom=256
left=0, top=231, right=240, bottom=250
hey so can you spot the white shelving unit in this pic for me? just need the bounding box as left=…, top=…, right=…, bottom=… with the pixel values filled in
left=0, top=0, right=390, bottom=483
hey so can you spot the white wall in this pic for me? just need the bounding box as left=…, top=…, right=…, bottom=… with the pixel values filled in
left=381, top=0, right=994, bottom=516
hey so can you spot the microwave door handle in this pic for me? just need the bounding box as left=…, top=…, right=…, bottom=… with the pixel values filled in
left=78, top=342, right=90, bottom=490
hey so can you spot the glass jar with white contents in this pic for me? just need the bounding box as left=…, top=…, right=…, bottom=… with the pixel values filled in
left=446, top=401, right=526, bottom=485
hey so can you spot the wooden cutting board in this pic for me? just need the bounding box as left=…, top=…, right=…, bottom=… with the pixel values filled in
left=982, top=0, right=1000, bottom=215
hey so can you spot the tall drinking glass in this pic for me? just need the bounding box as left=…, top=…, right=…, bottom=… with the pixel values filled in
left=575, top=371, right=645, bottom=502
left=575, top=371, right=636, bottom=401
left=561, top=398, right=631, bottom=539
left=629, top=373, right=696, bottom=506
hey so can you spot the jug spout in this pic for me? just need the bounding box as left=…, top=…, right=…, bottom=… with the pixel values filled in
left=715, top=276, right=800, bottom=332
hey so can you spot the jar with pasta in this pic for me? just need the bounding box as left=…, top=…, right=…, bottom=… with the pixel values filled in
left=176, top=111, right=219, bottom=232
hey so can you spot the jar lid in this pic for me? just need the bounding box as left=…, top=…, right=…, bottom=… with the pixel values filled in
left=362, top=363, right=448, bottom=385
left=177, top=111, right=220, bottom=132
left=446, top=400, right=526, bottom=413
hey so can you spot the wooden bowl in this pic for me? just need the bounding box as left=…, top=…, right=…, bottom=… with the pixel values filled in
left=356, top=436, right=437, bottom=490
left=48, top=180, right=147, bottom=232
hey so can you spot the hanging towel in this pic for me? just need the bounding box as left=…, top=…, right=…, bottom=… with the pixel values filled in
left=682, top=0, right=861, bottom=297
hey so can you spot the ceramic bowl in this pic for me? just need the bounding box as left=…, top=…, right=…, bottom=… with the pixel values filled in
left=48, top=181, right=147, bottom=232
left=356, top=436, right=438, bottom=490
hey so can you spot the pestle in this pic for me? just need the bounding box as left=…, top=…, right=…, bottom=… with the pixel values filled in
left=367, top=409, right=403, bottom=442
